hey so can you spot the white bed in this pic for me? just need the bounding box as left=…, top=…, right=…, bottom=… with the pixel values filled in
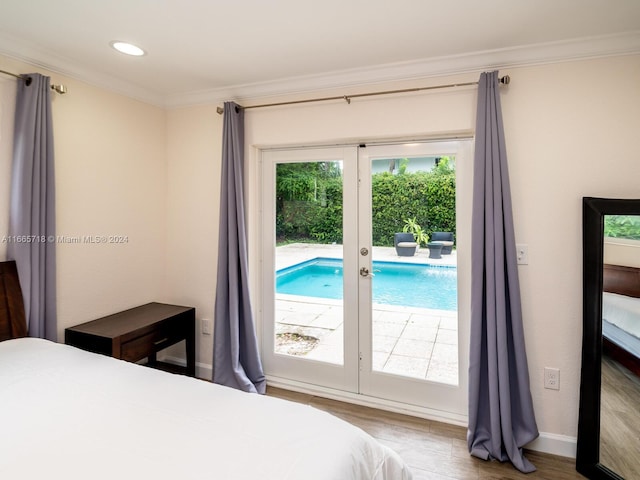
left=603, top=291, right=640, bottom=359
left=0, top=338, right=411, bottom=480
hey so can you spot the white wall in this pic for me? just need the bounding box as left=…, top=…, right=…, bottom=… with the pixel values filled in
left=501, top=56, right=639, bottom=445
left=0, top=55, right=168, bottom=340
left=164, top=54, right=640, bottom=450
left=164, top=105, right=223, bottom=369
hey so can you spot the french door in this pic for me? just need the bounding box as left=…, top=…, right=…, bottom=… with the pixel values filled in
left=260, top=141, right=471, bottom=420
left=261, top=146, right=359, bottom=392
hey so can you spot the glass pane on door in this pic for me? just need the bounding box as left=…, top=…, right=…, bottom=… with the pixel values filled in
left=369, top=155, right=459, bottom=385
left=274, top=161, right=344, bottom=365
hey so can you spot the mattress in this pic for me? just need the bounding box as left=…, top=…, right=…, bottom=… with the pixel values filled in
left=0, top=338, right=412, bottom=480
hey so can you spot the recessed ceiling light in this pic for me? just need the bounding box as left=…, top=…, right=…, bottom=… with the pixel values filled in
left=110, top=41, right=146, bottom=57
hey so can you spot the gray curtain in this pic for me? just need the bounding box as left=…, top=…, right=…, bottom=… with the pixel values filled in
left=213, top=102, right=266, bottom=394
left=7, top=73, right=57, bottom=341
left=468, top=71, right=539, bottom=473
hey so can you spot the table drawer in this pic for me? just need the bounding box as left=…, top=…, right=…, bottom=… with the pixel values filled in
left=120, top=325, right=183, bottom=362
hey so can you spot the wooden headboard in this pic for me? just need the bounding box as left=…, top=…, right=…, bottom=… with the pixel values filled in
left=603, top=264, right=640, bottom=299
left=0, top=261, right=27, bottom=341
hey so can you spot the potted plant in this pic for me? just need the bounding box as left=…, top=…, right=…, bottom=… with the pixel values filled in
left=402, top=217, right=429, bottom=247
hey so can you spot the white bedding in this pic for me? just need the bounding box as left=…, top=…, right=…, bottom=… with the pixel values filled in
left=0, top=338, right=411, bottom=480
left=603, top=292, right=640, bottom=341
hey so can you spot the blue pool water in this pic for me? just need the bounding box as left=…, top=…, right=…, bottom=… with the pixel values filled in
left=276, top=257, right=457, bottom=311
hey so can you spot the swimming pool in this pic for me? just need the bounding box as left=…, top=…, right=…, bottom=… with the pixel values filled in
left=276, top=257, right=457, bottom=311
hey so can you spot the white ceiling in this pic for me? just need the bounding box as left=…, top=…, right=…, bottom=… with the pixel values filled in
left=1, top=0, right=639, bottom=107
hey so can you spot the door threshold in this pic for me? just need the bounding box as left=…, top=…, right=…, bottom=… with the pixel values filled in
left=266, top=374, right=468, bottom=426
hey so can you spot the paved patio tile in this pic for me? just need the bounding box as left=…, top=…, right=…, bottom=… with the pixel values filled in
left=384, top=354, right=429, bottom=378
left=275, top=311, right=318, bottom=327
left=372, top=321, right=406, bottom=337
left=431, top=341, right=457, bottom=359
left=374, top=310, right=413, bottom=324
left=426, top=343, right=459, bottom=385
left=435, top=328, right=458, bottom=345
left=400, top=325, right=438, bottom=342
left=372, top=335, right=399, bottom=353
left=320, top=325, right=343, bottom=346
left=276, top=298, right=333, bottom=315
left=439, top=315, right=458, bottom=331
left=426, top=365, right=458, bottom=385
left=392, top=338, right=434, bottom=359
left=407, top=313, right=441, bottom=329
left=372, top=351, right=391, bottom=371
left=311, top=308, right=343, bottom=329
left=305, top=344, right=343, bottom=364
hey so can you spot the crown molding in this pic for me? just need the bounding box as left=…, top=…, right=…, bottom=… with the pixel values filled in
left=2, top=30, right=639, bottom=109
left=165, top=31, right=640, bottom=108
left=0, top=32, right=165, bottom=106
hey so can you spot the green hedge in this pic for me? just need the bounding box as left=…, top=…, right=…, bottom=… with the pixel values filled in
left=604, top=215, right=640, bottom=240
left=371, top=172, right=455, bottom=245
left=276, top=169, right=456, bottom=247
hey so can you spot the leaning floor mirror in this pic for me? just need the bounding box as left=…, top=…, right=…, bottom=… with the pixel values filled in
left=577, top=197, right=640, bottom=479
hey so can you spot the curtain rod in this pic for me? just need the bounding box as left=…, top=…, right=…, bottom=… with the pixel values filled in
left=216, top=75, right=510, bottom=114
left=0, top=68, right=68, bottom=94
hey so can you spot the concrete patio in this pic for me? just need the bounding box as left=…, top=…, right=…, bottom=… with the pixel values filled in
left=274, top=243, right=459, bottom=385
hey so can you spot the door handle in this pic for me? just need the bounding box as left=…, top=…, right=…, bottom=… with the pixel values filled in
left=360, top=267, right=375, bottom=277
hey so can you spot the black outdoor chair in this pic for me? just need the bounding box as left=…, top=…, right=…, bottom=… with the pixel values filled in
left=394, top=232, right=417, bottom=256
left=430, top=232, right=454, bottom=254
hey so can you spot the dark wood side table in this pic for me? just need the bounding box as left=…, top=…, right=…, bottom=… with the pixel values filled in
left=65, top=302, right=196, bottom=377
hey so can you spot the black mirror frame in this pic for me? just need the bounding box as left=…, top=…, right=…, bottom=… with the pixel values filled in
left=577, top=197, right=640, bottom=480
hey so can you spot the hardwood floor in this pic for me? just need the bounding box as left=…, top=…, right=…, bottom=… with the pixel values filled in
left=267, top=386, right=584, bottom=480
left=600, top=355, right=640, bottom=479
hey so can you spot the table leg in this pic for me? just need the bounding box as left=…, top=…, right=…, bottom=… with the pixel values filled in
left=186, top=315, right=196, bottom=377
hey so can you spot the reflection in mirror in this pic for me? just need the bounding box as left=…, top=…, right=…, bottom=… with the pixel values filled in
left=600, top=216, right=640, bottom=479
left=578, top=198, right=640, bottom=480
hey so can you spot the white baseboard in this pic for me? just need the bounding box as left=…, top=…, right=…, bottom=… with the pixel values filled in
left=525, top=433, right=577, bottom=459
left=197, top=364, right=213, bottom=379
left=162, top=355, right=212, bottom=380
left=266, top=375, right=469, bottom=426
left=163, top=359, right=577, bottom=459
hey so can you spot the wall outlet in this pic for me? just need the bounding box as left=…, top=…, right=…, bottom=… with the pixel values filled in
left=201, top=318, right=212, bottom=335
left=516, top=244, right=529, bottom=265
left=544, top=367, right=560, bottom=390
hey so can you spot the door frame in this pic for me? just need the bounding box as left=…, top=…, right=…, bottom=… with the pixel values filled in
left=257, top=139, right=472, bottom=424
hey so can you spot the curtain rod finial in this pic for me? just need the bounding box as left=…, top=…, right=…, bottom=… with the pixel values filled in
left=499, top=75, right=511, bottom=85
left=216, top=106, right=224, bottom=115
left=51, top=84, right=67, bottom=94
